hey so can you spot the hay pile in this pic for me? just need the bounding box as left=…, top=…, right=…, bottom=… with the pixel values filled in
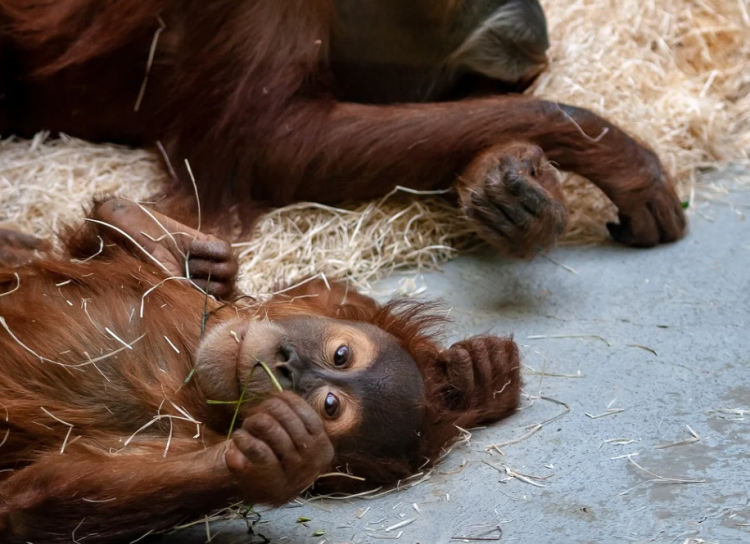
left=1, top=0, right=748, bottom=294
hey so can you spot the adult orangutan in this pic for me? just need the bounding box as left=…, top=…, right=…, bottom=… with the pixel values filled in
left=0, top=198, right=521, bottom=543
left=0, top=0, right=686, bottom=258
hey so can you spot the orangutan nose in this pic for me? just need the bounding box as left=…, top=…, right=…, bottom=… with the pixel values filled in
left=275, top=342, right=301, bottom=390
left=274, top=363, right=296, bottom=391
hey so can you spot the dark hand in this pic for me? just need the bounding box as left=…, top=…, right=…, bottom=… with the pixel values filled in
left=225, top=392, right=334, bottom=505
left=606, top=159, right=687, bottom=247
left=94, top=198, right=238, bottom=298
left=435, top=335, right=520, bottom=418
left=459, top=143, right=568, bottom=259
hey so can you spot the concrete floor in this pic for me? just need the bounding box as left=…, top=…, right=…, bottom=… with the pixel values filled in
left=164, top=179, right=750, bottom=544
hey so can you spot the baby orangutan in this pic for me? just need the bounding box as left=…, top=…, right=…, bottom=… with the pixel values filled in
left=0, top=198, right=520, bottom=544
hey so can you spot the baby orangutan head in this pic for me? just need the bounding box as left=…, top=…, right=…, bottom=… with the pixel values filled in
left=196, top=315, right=426, bottom=464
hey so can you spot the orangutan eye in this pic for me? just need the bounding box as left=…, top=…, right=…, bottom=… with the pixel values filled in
left=324, top=392, right=340, bottom=418
left=333, top=345, right=350, bottom=367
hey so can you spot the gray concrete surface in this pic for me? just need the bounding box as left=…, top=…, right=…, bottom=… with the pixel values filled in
left=164, top=180, right=750, bottom=544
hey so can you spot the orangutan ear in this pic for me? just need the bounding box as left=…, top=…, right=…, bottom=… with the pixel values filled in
left=433, top=335, right=522, bottom=426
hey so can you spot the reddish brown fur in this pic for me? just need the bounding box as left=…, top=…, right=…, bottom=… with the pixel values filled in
left=0, top=0, right=685, bottom=252
left=0, top=204, right=520, bottom=543
left=0, top=0, right=168, bottom=73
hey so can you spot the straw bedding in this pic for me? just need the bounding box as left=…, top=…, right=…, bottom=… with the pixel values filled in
left=1, top=0, right=748, bottom=294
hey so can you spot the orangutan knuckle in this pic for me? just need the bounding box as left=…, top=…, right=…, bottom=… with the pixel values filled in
left=244, top=412, right=277, bottom=436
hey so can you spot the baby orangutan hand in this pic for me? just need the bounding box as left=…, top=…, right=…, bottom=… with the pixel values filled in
left=225, top=392, right=334, bottom=506
left=435, top=335, right=521, bottom=420
left=94, top=197, right=238, bottom=299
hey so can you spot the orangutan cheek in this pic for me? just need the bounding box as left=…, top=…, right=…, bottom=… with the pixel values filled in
left=195, top=320, right=246, bottom=401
